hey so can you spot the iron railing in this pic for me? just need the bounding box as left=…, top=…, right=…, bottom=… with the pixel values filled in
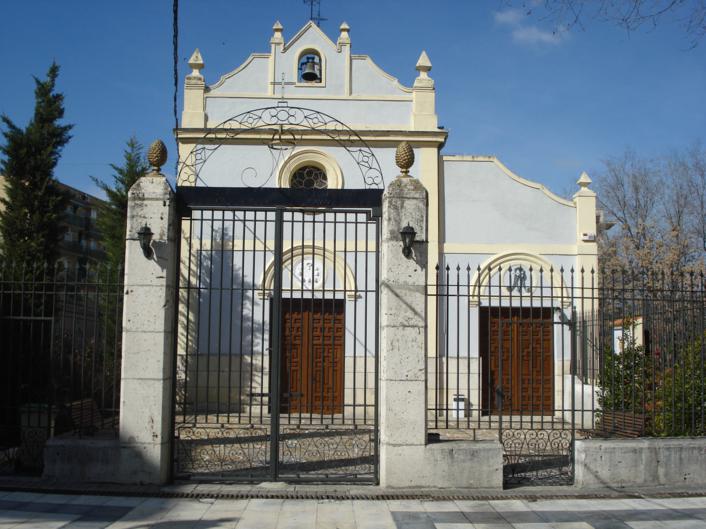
left=0, top=261, right=124, bottom=474
left=173, top=190, right=381, bottom=482
left=427, top=264, right=706, bottom=485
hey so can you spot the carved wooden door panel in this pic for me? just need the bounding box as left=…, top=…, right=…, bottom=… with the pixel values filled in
left=309, top=300, right=345, bottom=414
left=481, top=308, right=553, bottom=414
left=280, top=299, right=344, bottom=414
left=281, top=299, right=307, bottom=413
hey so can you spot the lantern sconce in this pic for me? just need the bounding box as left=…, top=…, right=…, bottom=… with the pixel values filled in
left=137, top=225, right=153, bottom=259
left=400, top=224, right=416, bottom=258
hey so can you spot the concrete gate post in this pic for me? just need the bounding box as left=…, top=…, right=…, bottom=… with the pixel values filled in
left=379, top=143, right=502, bottom=489
left=117, top=140, right=178, bottom=484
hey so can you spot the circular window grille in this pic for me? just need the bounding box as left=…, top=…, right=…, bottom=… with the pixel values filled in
left=290, top=165, right=328, bottom=189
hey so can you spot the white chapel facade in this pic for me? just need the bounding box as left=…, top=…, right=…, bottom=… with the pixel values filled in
left=174, top=21, right=598, bottom=423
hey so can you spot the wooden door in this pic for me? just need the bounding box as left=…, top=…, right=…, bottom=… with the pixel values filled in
left=280, top=298, right=344, bottom=414
left=480, top=308, right=553, bottom=414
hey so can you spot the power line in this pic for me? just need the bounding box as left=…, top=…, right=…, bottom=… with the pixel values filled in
left=173, top=0, right=179, bottom=177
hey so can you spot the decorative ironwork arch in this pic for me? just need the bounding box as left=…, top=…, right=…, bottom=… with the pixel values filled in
left=178, top=104, right=385, bottom=188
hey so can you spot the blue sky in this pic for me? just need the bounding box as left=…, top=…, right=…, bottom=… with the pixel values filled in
left=1, top=1, right=704, bottom=198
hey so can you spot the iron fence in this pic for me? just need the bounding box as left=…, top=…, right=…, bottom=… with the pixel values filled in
left=0, top=261, right=123, bottom=474
left=173, top=188, right=381, bottom=482
left=427, top=263, right=706, bottom=485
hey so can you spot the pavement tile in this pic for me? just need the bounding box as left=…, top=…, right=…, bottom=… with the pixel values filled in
left=658, top=521, right=706, bottom=529
left=66, top=496, right=113, bottom=507
left=588, top=521, right=632, bottom=529
left=454, top=500, right=496, bottom=512
left=11, top=510, right=78, bottom=528
left=533, top=510, right=583, bottom=523
left=34, top=494, right=79, bottom=505
left=0, top=509, right=31, bottom=524
left=621, top=499, right=668, bottom=510
left=103, top=498, right=147, bottom=508
left=207, top=499, right=249, bottom=510
left=280, top=499, right=319, bottom=512
left=528, top=500, right=604, bottom=512
left=316, top=521, right=356, bottom=529
left=651, top=498, right=706, bottom=510
left=391, top=522, right=436, bottom=529
left=2, top=492, right=45, bottom=503
left=236, top=509, right=279, bottom=529
left=427, top=511, right=469, bottom=524
left=491, top=500, right=531, bottom=512
left=387, top=500, right=427, bottom=512
left=61, top=521, right=114, bottom=529
left=421, top=501, right=460, bottom=512
left=245, top=498, right=284, bottom=512
left=391, top=510, right=431, bottom=523
left=463, top=510, right=509, bottom=524
left=276, top=510, right=316, bottom=529
left=497, top=510, right=546, bottom=524
left=354, top=500, right=390, bottom=511
left=433, top=524, right=474, bottom=529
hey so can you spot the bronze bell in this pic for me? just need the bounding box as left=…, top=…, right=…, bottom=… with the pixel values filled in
left=301, top=56, right=321, bottom=82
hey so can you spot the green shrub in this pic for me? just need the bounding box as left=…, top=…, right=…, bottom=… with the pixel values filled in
left=598, top=324, right=655, bottom=414
left=652, top=338, right=706, bottom=436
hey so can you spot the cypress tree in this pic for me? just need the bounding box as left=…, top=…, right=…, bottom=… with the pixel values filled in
left=91, top=137, right=148, bottom=271
left=0, top=62, right=73, bottom=266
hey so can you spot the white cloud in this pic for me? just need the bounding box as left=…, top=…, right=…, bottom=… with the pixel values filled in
left=493, top=8, right=568, bottom=46
left=512, top=25, right=566, bottom=45
left=494, top=8, right=525, bottom=26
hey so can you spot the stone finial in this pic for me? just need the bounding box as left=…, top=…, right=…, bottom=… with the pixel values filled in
left=188, top=49, right=204, bottom=77
left=271, top=20, right=284, bottom=44
left=577, top=171, right=592, bottom=188
left=416, top=51, right=432, bottom=76
left=338, top=22, right=351, bottom=46
left=147, top=140, right=168, bottom=174
left=414, top=51, right=434, bottom=90
left=395, top=142, right=415, bottom=177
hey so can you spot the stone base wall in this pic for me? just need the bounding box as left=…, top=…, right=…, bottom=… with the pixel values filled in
left=381, top=440, right=503, bottom=489
left=575, top=438, right=706, bottom=488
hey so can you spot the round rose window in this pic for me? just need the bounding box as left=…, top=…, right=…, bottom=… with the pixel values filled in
left=290, top=165, right=328, bottom=189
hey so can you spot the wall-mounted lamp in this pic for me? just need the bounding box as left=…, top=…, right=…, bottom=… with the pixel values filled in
left=137, top=225, right=153, bottom=259
left=400, top=224, right=416, bottom=258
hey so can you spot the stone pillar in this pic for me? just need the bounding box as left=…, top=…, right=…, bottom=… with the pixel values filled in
left=574, top=171, right=598, bottom=275
left=269, top=21, right=284, bottom=96
left=379, top=143, right=502, bottom=489
left=117, top=140, right=178, bottom=484
left=411, top=51, right=438, bottom=130
left=182, top=49, right=206, bottom=128
left=380, top=142, right=429, bottom=485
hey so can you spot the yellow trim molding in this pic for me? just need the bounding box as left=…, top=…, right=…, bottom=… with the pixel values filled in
left=277, top=149, right=343, bottom=189
left=469, top=251, right=571, bottom=308
left=259, top=244, right=358, bottom=300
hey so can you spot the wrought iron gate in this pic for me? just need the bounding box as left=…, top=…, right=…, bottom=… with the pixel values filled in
left=427, top=263, right=578, bottom=487
left=172, top=187, right=381, bottom=482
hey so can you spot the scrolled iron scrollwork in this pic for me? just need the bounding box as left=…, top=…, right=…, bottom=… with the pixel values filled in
left=501, top=428, right=573, bottom=486
left=175, top=425, right=270, bottom=477
left=178, top=104, right=385, bottom=189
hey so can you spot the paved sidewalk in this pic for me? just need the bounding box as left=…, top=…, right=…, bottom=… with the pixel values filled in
left=1, top=490, right=706, bottom=528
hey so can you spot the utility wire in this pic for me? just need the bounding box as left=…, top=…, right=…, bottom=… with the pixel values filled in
left=173, top=0, right=179, bottom=178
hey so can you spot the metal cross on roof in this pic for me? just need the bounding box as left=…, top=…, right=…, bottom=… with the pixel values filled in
left=304, top=0, right=327, bottom=27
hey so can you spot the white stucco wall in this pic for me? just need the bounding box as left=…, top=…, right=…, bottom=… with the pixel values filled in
left=204, top=98, right=413, bottom=129
left=190, top=144, right=400, bottom=190
left=442, top=158, right=576, bottom=246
